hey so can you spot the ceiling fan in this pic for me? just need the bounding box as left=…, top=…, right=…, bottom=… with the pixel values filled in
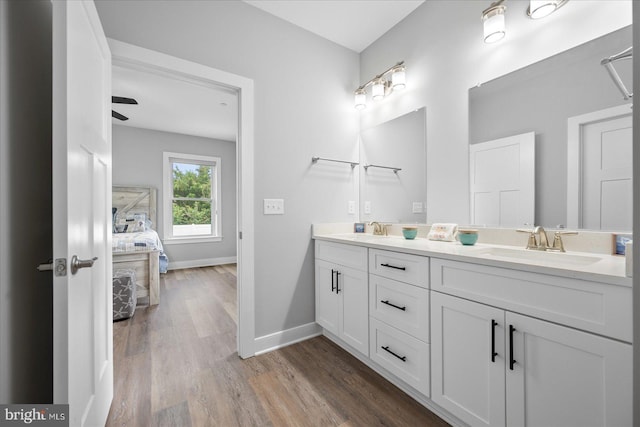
left=112, top=96, right=138, bottom=121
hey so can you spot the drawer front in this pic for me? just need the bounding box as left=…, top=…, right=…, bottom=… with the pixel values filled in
left=369, top=318, right=430, bottom=397
left=431, top=258, right=632, bottom=342
left=369, top=249, right=429, bottom=288
left=315, top=240, right=368, bottom=270
left=369, top=275, right=429, bottom=342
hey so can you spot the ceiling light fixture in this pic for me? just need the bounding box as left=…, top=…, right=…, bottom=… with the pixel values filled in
left=527, top=0, right=568, bottom=19
left=482, top=0, right=506, bottom=44
left=353, top=61, right=406, bottom=110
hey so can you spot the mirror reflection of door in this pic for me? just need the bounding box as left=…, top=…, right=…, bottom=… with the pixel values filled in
left=567, top=105, right=632, bottom=231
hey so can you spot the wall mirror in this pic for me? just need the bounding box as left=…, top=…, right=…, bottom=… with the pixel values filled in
left=359, top=107, right=426, bottom=224
left=469, top=26, right=632, bottom=232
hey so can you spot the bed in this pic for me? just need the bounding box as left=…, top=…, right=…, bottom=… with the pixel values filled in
left=112, top=186, right=168, bottom=306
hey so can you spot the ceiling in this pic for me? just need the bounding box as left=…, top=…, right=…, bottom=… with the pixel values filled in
left=244, top=0, right=425, bottom=53
left=111, top=1, right=424, bottom=140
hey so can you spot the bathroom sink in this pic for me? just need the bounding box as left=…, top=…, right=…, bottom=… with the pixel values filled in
left=476, top=247, right=602, bottom=266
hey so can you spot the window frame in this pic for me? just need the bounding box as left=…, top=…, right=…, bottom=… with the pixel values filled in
left=162, top=151, right=222, bottom=244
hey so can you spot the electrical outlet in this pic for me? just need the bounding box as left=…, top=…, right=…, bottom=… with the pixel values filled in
left=264, top=199, right=284, bottom=215
left=412, top=202, right=423, bottom=213
left=364, top=201, right=371, bottom=214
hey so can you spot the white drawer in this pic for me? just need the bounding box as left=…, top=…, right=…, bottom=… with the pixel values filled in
left=315, top=240, right=368, bottom=270
left=369, top=275, right=429, bottom=342
left=431, top=258, right=632, bottom=342
left=369, top=249, right=429, bottom=288
left=369, top=318, right=430, bottom=397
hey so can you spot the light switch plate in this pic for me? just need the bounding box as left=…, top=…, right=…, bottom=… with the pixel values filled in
left=348, top=201, right=356, bottom=215
left=364, top=201, right=371, bottom=214
left=264, top=198, right=284, bottom=215
left=412, top=202, right=423, bottom=213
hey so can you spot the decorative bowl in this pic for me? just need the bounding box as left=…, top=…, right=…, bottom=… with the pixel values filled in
left=457, top=229, right=478, bottom=245
left=402, top=227, right=418, bottom=240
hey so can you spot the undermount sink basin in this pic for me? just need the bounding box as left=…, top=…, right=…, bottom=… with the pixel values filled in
left=476, top=247, right=602, bottom=266
left=343, top=234, right=393, bottom=242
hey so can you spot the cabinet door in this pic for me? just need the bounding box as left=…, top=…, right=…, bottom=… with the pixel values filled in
left=506, top=312, right=632, bottom=427
left=315, top=259, right=340, bottom=335
left=339, top=266, right=369, bottom=356
left=431, top=292, right=506, bottom=427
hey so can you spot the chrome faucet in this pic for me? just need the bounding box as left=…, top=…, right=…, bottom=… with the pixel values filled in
left=369, top=221, right=388, bottom=236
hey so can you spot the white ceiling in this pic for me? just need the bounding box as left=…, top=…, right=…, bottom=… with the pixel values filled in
left=243, top=0, right=425, bottom=53
left=111, top=1, right=424, bottom=139
left=112, top=65, right=238, bottom=142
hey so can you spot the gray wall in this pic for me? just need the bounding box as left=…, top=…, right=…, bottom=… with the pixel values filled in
left=96, top=1, right=360, bottom=338
left=469, top=26, right=632, bottom=227
left=632, top=3, right=639, bottom=423
left=0, top=0, right=53, bottom=403
left=112, top=125, right=237, bottom=267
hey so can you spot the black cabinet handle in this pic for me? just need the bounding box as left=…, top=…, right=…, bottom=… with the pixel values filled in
left=335, top=271, right=341, bottom=293
left=381, top=300, right=406, bottom=311
left=491, top=319, right=498, bottom=363
left=380, top=263, right=406, bottom=271
left=331, top=269, right=336, bottom=292
left=381, top=345, right=407, bottom=362
left=509, top=324, right=516, bottom=370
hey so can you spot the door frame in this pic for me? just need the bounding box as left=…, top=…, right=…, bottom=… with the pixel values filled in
left=567, top=103, right=633, bottom=229
left=108, top=39, right=255, bottom=358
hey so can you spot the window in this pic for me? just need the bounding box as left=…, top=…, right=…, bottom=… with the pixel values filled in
left=163, top=152, right=222, bottom=242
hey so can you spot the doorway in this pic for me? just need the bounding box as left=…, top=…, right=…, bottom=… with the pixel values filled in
left=109, top=39, right=255, bottom=358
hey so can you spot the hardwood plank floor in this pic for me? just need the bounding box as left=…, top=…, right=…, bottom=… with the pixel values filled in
left=106, top=266, right=449, bottom=427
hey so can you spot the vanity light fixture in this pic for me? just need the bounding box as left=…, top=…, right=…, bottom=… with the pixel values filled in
left=482, top=0, right=506, bottom=44
left=527, top=0, right=568, bottom=19
left=353, top=61, right=406, bottom=110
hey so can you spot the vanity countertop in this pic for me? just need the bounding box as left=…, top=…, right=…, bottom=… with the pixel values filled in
left=313, top=232, right=631, bottom=287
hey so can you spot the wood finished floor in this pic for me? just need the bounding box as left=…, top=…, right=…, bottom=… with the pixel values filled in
left=106, top=265, right=449, bottom=427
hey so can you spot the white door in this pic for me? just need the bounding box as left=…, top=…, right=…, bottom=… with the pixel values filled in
left=431, top=292, right=506, bottom=427
left=506, top=312, right=632, bottom=427
left=52, top=1, right=113, bottom=425
left=581, top=114, right=632, bottom=230
left=470, top=132, right=535, bottom=227
left=567, top=104, right=632, bottom=230
left=338, top=266, right=369, bottom=355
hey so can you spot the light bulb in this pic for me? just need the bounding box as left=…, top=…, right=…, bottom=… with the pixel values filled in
left=529, top=1, right=559, bottom=19
left=392, top=67, right=406, bottom=90
left=372, top=79, right=385, bottom=101
left=483, top=5, right=506, bottom=44
left=354, top=89, right=366, bottom=110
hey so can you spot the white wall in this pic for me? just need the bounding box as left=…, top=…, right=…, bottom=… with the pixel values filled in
left=0, top=0, right=53, bottom=403
left=96, top=1, right=360, bottom=338
left=112, top=125, right=237, bottom=268
left=360, top=0, right=632, bottom=225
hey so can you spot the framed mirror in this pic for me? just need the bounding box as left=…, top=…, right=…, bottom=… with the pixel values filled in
left=469, top=26, right=632, bottom=231
left=359, top=107, right=426, bottom=223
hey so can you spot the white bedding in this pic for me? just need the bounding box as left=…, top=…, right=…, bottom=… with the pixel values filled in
left=112, top=229, right=164, bottom=253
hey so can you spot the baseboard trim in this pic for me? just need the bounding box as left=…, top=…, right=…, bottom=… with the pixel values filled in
left=167, top=256, right=237, bottom=271
left=254, top=322, right=322, bottom=356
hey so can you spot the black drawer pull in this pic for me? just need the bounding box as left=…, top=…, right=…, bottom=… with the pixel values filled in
left=509, top=324, right=516, bottom=370
left=380, top=263, right=406, bottom=271
left=381, top=345, right=407, bottom=362
left=381, top=300, right=406, bottom=311
left=331, top=269, right=336, bottom=292
left=491, top=319, right=498, bottom=363
left=335, top=271, right=341, bottom=294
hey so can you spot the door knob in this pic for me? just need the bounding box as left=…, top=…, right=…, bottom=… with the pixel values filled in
left=71, top=255, right=98, bottom=275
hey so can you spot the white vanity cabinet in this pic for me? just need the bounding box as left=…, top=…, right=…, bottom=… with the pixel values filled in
left=315, top=240, right=369, bottom=356
left=430, top=260, right=632, bottom=427
left=368, top=249, right=431, bottom=396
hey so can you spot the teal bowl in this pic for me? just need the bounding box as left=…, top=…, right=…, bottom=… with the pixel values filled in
left=458, top=230, right=478, bottom=245
left=402, top=227, right=418, bottom=240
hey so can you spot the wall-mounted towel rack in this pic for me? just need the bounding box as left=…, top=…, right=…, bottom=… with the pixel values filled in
left=364, top=164, right=402, bottom=174
left=311, top=156, right=359, bottom=168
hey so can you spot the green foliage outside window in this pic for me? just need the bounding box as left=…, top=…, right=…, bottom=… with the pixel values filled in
left=172, top=163, right=212, bottom=225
